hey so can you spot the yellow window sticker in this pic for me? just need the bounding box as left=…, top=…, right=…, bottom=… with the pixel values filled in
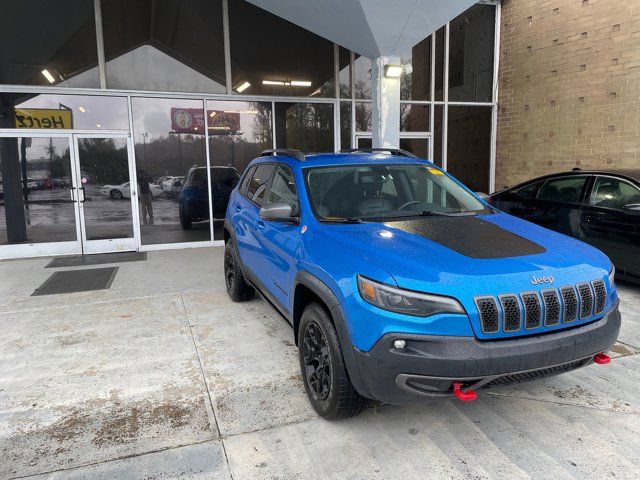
left=427, top=167, right=444, bottom=175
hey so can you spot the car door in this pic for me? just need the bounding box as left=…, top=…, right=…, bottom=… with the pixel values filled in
left=579, top=175, right=640, bottom=280
left=253, top=164, right=301, bottom=314
left=492, top=180, right=544, bottom=219
left=230, top=164, right=275, bottom=281
left=525, top=175, right=590, bottom=236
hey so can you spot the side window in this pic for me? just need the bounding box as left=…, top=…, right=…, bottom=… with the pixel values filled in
left=537, top=176, right=588, bottom=204
left=590, top=177, right=640, bottom=210
left=239, top=166, right=255, bottom=195
left=246, top=164, right=275, bottom=205
left=267, top=165, right=299, bottom=215
left=512, top=181, right=542, bottom=200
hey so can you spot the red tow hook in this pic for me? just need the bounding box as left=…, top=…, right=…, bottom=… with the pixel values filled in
left=594, top=353, right=611, bottom=365
left=452, top=382, right=477, bottom=402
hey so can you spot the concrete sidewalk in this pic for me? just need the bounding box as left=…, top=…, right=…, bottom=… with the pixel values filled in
left=1, top=248, right=639, bottom=479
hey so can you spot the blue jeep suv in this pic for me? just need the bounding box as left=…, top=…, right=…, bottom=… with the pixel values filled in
left=223, top=148, right=620, bottom=419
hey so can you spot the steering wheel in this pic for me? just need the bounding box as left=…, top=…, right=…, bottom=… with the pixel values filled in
left=398, top=200, right=422, bottom=210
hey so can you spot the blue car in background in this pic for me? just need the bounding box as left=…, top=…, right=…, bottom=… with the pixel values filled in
left=179, top=166, right=240, bottom=229
left=223, top=148, right=620, bottom=420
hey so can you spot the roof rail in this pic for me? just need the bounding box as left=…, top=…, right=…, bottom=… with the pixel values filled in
left=260, top=149, right=305, bottom=161
left=340, top=148, right=417, bottom=158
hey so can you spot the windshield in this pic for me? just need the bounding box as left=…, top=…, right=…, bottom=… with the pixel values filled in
left=305, top=164, right=489, bottom=221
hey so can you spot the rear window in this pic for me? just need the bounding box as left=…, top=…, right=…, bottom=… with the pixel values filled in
left=246, top=164, right=275, bottom=205
left=537, top=176, right=588, bottom=203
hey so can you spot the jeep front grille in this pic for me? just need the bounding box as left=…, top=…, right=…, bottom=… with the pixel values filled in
left=541, top=289, right=561, bottom=326
left=560, top=286, right=578, bottom=323
left=475, top=297, right=499, bottom=333
left=500, top=295, right=521, bottom=332
left=475, top=278, right=607, bottom=336
left=592, top=279, right=607, bottom=314
left=521, top=292, right=541, bottom=329
left=577, top=283, right=594, bottom=319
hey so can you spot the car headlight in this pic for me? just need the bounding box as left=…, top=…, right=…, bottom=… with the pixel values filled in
left=357, top=275, right=465, bottom=317
left=609, top=265, right=616, bottom=288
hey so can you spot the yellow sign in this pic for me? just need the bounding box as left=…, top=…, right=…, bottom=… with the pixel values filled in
left=14, top=108, right=73, bottom=129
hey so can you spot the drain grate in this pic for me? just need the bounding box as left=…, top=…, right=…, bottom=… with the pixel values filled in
left=46, top=252, right=146, bottom=268
left=32, top=267, right=119, bottom=296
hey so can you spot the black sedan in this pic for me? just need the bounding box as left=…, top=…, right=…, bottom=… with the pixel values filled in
left=490, top=169, right=640, bottom=283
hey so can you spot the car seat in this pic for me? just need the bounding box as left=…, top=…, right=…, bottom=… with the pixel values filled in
left=355, top=172, right=394, bottom=216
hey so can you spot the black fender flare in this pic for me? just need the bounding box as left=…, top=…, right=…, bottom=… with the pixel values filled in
left=293, top=270, right=369, bottom=398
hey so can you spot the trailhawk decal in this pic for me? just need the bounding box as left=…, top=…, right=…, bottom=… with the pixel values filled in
left=385, top=217, right=547, bottom=259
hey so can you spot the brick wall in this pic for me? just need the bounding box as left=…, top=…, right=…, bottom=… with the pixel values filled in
left=496, top=0, right=640, bottom=190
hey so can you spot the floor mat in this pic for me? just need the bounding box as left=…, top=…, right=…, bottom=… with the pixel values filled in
left=45, top=252, right=146, bottom=268
left=32, top=267, right=119, bottom=296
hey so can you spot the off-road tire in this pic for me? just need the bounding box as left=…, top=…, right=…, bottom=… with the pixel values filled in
left=224, top=241, right=254, bottom=302
left=298, top=302, right=366, bottom=420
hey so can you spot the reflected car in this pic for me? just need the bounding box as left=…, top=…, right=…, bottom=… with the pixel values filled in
left=161, top=176, right=184, bottom=196
left=101, top=181, right=161, bottom=200
left=179, top=166, right=240, bottom=229
left=490, top=169, right=640, bottom=283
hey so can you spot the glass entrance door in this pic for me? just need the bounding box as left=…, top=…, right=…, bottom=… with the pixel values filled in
left=72, top=134, right=137, bottom=254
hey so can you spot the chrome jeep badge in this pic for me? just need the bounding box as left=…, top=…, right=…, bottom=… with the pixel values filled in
left=531, top=275, right=554, bottom=285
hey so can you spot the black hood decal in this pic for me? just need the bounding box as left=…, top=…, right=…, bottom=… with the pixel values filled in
left=385, top=217, right=547, bottom=259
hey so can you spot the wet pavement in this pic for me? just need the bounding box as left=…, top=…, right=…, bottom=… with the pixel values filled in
left=0, top=248, right=639, bottom=479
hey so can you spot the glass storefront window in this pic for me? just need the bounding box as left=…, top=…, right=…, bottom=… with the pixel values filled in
left=207, top=100, right=272, bottom=240
left=448, top=4, right=495, bottom=102
left=0, top=1, right=99, bottom=87
left=400, top=36, right=431, bottom=101
left=354, top=55, right=372, bottom=100
left=0, top=136, right=77, bottom=245
left=355, top=102, right=372, bottom=133
left=400, top=104, right=430, bottom=132
left=229, top=0, right=334, bottom=97
left=131, top=97, right=210, bottom=244
left=433, top=105, right=444, bottom=167
left=340, top=102, right=352, bottom=150
left=434, top=27, right=445, bottom=101
left=447, top=106, right=492, bottom=192
left=400, top=138, right=429, bottom=159
left=0, top=94, right=128, bottom=131
left=274, top=103, right=334, bottom=152
left=339, top=47, right=351, bottom=99
left=101, top=0, right=226, bottom=93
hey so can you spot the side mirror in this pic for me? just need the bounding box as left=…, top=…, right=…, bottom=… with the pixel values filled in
left=623, top=203, right=640, bottom=215
left=475, top=191, right=491, bottom=202
left=260, top=202, right=298, bottom=223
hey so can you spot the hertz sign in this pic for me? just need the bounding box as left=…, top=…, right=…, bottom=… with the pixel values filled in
left=15, top=108, right=73, bottom=129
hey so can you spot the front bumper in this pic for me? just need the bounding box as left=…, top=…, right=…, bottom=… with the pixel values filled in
left=350, top=301, right=621, bottom=404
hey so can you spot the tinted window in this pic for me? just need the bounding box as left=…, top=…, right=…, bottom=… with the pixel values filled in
left=537, top=176, right=588, bottom=203
left=240, top=166, right=256, bottom=195
left=267, top=166, right=299, bottom=215
left=246, top=164, right=275, bottom=205
left=590, top=177, right=640, bottom=210
left=511, top=181, right=543, bottom=200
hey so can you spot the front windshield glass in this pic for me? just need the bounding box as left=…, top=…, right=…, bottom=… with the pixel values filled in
left=305, top=163, right=488, bottom=220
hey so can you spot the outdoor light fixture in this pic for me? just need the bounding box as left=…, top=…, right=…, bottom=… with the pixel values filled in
left=41, top=69, right=55, bottom=83
left=78, top=106, right=86, bottom=113
left=209, top=111, right=217, bottom=117
left=235, top=80, right=251, bottom=93
left=384, top=64, right=403, bottom=77
left=96, top=123, right=101, bottom=128
left=262, top=79, right=312, bottom=87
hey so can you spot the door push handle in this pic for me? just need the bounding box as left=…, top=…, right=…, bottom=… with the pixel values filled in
left=79, top=187, right=86, bottom=203
left=70, top=189, right=76, bottom=202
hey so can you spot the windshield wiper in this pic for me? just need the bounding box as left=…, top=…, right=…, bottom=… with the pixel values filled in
left=320, top=217, right=364, bottom=224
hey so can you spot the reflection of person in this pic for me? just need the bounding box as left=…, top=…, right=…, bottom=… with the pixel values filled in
left=138, top=170, right=154, bottom=225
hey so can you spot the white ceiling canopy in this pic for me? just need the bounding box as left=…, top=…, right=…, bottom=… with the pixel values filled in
left=246, top=0, right=480, bottom=58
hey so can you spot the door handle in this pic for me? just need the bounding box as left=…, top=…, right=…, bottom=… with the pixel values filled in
left=70, top=189, right=76, bottom=202
left=79, top=187, right=86, bottom=203
left=235, top=205, right=242, bottom=212
left=256, top=220, right=265, bottom=229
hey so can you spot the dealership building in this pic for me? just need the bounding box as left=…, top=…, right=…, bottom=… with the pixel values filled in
left=0, top=0, right=637, bottom=259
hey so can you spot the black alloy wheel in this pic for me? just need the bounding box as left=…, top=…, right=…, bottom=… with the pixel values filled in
left=302, top=321, right=331, bottom=401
